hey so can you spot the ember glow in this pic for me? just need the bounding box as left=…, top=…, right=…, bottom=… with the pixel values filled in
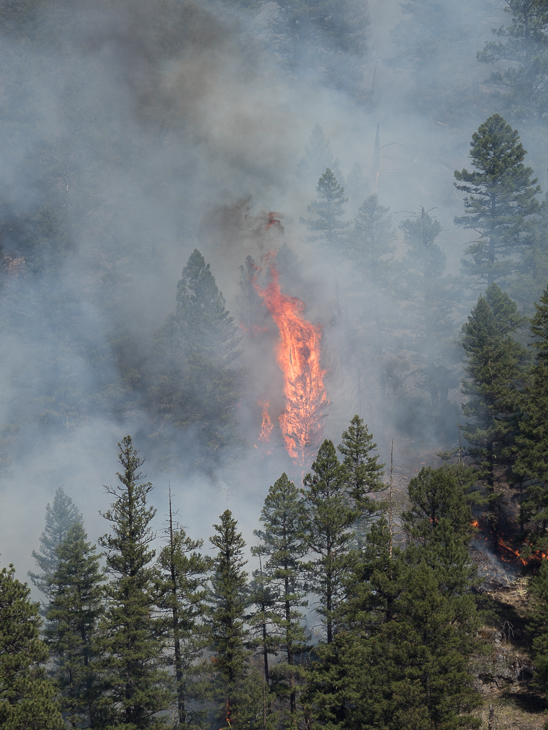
left=257, top=400, right=273, bottom=449
left=498, top=536, right=548, bottom=566
left=253, top=253, right=327, bottom=464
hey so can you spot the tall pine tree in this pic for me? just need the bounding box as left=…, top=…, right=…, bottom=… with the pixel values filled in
left=29, top=487, right=83, bottom=601
left=98, top=436, right=171, bottom=729
left=253, top=473, right=309, bottom=716
left=461, top=284, right=528, bottom=489
left=454, top=114, right=541, bottom=288
left=207, top=510, right=250, bottom=728
left=44, top=522, right=104, bottom=729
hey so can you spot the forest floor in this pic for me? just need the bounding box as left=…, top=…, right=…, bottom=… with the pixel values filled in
left=473, top=580, right=547, bottom=729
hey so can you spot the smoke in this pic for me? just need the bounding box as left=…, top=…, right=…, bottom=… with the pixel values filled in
left=0, top=0, right=539, bottom=580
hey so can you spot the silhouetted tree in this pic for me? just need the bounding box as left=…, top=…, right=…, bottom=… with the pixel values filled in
left=301, top=169, right=349, bottom=251
left=454, top=114, right=541, bottom=287
left=29, top=488, right=83, bottom=602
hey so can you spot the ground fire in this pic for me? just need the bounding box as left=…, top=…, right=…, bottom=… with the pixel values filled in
left=252, top=252, right=327, bottom=465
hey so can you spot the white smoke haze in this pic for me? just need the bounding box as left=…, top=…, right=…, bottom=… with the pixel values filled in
left=0, top=0, right=542, bottom=581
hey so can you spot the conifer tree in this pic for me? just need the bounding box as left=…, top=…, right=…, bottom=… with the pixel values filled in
left=156, top=494, right=211, bottom=729
left=478, top=0, right=548, bottom=124
left=454, top=114, right=541, bottom=287
left=301, top=169, right=349, bottom=251
left=400, top=207, right=459, bottom=420
left=515, top=285, right=548, bottom=543
left=302, top=440, right=356, bottom=644
left=98, top=436, right=170, bottom=729
left=296, top=124, right=341, bottom=183
left=338, top=415, right=385, bottom=538
left=461, top=284, right=528, bottom=488
left=363, top=559, right=481, bottom=730
left=207, top=510, right=250, bottom=728
left=0, top=563, right=64, bottom=730
left=45, top=522, right=104, bottom=729
left=402, top=466, right=477, bottom=547
left=253, top=473, right=309, bottom=715
left=29, top=487, right=83, bottom=600
left=150, top=249, right=242, bottom=468
left=344, top=195, right=396, bottom=403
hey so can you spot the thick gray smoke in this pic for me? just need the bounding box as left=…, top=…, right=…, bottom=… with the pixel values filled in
left=0, top=0, right=537, bottom=580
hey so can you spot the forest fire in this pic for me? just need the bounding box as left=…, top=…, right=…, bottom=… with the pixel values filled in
left=498, top=536, right=548, bottom=566
left=255, top=401, right=273, bottom=452
left=253, top=253, right=327, bottom=464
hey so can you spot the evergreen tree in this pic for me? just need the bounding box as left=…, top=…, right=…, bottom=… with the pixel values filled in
left=362, top=559, right=481, bottom=730
left=454, top=114, right=541, bottom=287
left=389, top=0, right=483, bottom=123
left=515, top=285, right=548, bottom=542
left=45, top=522, right=104, bottom=729
left=338, top=415, right=385, bottom=538
left=402, top=466, right=477, bottom=547
left=156, top=494, right=211, bottom=729
left=253, top=473, right=309, bottom=715
left=98, top=436, right=170, bottom=729
left=296, top=124, right=341, bottom=184
left=343, top=195, right=397, bottom=404
left=307, top=518, right=404, bottom=729
left=207, top=510, right=250, bottom=728
left=301, top=169, right=349, bottom=251
left=270, top=0, right=368, bottom=96
left=399, top=207, right=459, bottom=422
left=29, top=487, right=83, bottom=600
left=150, top=249, right=242, bottom=469
left=302, top=440, right=356, bottom=644
left=461, top=284, right=528, bottom=489
left=0, top=563, right=63, bottom=730
left=478, top=0, right=548, bottom=124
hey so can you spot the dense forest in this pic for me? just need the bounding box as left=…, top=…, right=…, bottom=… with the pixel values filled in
left=4, top=0, right=548, bottom=727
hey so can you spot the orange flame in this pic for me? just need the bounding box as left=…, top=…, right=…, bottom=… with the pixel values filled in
left=497, top=536, right=548, bottom=565
left=258, top=401, right=273, bottom=444
left=253, top=253, right=327, bottom=464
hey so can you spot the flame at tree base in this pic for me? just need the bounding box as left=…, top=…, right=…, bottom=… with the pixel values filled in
left=253, top=253, right=327, bottom=465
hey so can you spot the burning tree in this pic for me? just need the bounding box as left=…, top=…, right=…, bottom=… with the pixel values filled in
left=253, top=253, right=328, bottom=465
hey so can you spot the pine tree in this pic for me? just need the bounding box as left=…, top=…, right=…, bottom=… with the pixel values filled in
left=150, top=249, right=242, bottom=468
left=207, top=510, right=250, bottom=728
left=454, top=114, right=541, bottom=287
left=515, top=285, right=548, bottom=543
left=307, top=518, right=405, bottom=729
left=363, top=559, right=481, bottom=730
left=29, top=487, right=83, bottom=600
left=270, top=0, right=368, bottom=96
left=301, top=169, right=349, bottom=251
left=461, top=284, right=528, bottom=488
left=156, top=493, right=211, bottom=729
left=253, top=473, right=309, bottom=715
left=98, top=436, right=171, bottom=729
left=400, top=207, right=459, bottom=422
left=402, top=466, right=477, bottom=547
left=338, top=415, right=385, bottom=539
left=343, top=195, right=397, bottom=404
left=478, top=0, right=548, bottom=124
left=296, top=124, right=341, bottom=184
left=44, top=522, right=104, bottom=729
left=302, top=440, right=356, bottom=644
left=389, top=0, right=483, bottom=123
left=0, top=563, right=64, bottom=730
